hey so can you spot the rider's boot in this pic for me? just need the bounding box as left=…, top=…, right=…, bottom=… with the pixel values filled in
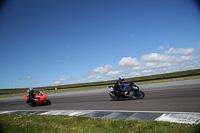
left=125, top=90, right=130, bottom=95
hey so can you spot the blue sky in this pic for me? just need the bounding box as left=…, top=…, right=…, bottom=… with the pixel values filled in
left=0, top=0, right=200, bottom=89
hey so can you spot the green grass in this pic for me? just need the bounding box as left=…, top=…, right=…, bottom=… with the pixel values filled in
left=0, top=114, right=199, bottom=133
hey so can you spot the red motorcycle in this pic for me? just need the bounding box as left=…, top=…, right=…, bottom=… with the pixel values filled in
left=24, top=91, right=51, bottom=106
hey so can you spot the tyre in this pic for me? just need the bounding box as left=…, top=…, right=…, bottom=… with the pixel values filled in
left=45, top=99, right=51, bottom=105
left=137, top=91, right=145, bottom=99
left=109, top=91, right=118, bottom=100
left=30, top=101, right=37, bottom=107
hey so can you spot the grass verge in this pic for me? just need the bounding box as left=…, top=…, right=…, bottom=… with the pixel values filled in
left=0, top=114, right=199, bottom=133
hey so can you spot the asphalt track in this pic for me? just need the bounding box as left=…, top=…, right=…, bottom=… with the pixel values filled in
left=0, top=79, right=200, bottom=112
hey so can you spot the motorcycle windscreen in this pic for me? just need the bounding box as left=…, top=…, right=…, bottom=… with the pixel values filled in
left=107, top=86, right=114, bottom=90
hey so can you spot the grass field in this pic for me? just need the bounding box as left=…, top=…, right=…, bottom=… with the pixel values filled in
left=0, top=114, right=199, bottom=133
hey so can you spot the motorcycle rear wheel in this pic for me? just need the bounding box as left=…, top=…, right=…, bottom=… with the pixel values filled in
left=30, top=101, right=37, bottom=107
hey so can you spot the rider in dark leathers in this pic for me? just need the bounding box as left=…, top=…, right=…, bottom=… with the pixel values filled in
left=26, top=88, right=35, bottom=103
left=114, top=76, right=139, bottom=99
left=113, top=76, right=129, bottom=99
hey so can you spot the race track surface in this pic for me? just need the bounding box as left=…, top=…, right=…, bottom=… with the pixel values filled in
left=0, top=80, right=200, bottom=112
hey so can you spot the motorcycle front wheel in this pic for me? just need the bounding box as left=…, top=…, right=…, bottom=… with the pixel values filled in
left=109, top=91, right=118, bottom=100
left=136, top=91, right=145, bottom=99
left=45, top=99, right=51, bottom=105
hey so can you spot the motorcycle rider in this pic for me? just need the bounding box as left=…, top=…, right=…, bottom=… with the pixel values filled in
left=113, top=76, right=129, bottom=99
left=26, top=88, right=35, bottom=103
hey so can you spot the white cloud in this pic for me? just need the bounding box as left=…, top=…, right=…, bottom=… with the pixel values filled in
left=51, top=80, right=61, bottom=86
left=51, top=78, right=66, bottom=86
left=155, top=62, right=172, bottom=68
left=146, top=62, right=172, bottom=68
left=104, top=70, right=124, bottom=78
left=131, top=61, right=173, bottom=72
left=59, top=78, right=66, bottom=81
left=87, top=74, right=101, bottom=79
left=175, top=56, right=195, bottom=62
left=76, top=80, right=83, bottom=83
left=78, top=46, right=199, bottom=83
left=142, top=69, right=152, bottom=74
left=56, top=60, right=61, bottom=63
left=162, top=67, right=172, bottom=72
left=158, top=46, right=164, bottom=50
left=141, top=53, right=175, bottom=62
left=141, top=53, right=195, bottom=65
left=26, top=76, right=32, bottom=79
left=19, top=76, right=32, bottom=80
left=167, top=45, right=170, bottom=48
left=129, top=72, right=141, bottom=77
left=165, top=48, right=195, bottom=55
left=132, top=66, right=146, bottom=71
left=93, top=64, right=114, bottom=74
left=145, top=62, right=157, bottom=67
left=83, top=72, right=101, bottom=80
left=118, top=57, right=140, bottom=69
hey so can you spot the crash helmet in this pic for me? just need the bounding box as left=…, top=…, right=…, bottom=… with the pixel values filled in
left=119, top=76, right=124, bottom=81
left=29, top=88, right=34, bottom=93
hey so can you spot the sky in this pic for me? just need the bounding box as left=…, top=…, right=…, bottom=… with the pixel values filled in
left=0, top=0, right=200, bottom=89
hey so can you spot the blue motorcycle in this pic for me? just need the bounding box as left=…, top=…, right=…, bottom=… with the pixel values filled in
left=107, top=82, right=145, bottom=100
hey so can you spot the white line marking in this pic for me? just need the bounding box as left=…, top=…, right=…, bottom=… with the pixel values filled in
left=1, top=110, right=200, bottom=124
left=156, top=113, right=200, bottom=124
left=0, top=111, right=16, bottom=114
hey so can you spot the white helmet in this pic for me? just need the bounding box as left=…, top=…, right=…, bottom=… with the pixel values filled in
left=119, top=76, right=124, bottom=81
left=29, top=88, right=33, bottom=92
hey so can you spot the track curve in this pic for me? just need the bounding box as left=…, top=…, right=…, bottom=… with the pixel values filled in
left=0, top=80, right=200, bottom=112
